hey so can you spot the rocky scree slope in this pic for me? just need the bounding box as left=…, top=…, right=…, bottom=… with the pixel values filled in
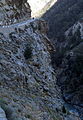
left=0, top=18, right=62, bottom=120
left=0, top=18, right=80, bottom=119
left=0, top=0, right=66, bottom=120
left=43, top=0, right=83, bottom=40
left=0, top=0, right=81, bottom=120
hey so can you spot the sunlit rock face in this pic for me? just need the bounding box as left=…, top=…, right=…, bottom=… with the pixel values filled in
left=0, top=19, right=80, bottom=119
left=28, top=0, right=57, bottom=17
left=0, top=0, right=31, bottom=25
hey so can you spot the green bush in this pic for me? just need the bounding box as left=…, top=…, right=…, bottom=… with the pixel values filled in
left=24, top=45, right=32, bottom=60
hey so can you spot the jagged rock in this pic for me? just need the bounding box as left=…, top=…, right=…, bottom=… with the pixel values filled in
left=0, top=18, right=63, bottom=119
left=0, top=0, right=82, bottom=120
left=0, top=0, right=31, bottom=25
left=43, top=0, right=83, bottom=40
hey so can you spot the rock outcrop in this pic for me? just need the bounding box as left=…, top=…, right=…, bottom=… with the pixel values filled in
left=0, top=0, right=31, bottom=25
left=0, top=107, right=7, bottom=120
left=0, top=0, right=82, bottom=120
left=43, top=0, right=83, bottom=40
left=0, top=18, right=62, bottom=120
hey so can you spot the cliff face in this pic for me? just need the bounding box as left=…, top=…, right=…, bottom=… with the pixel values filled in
left=0, top=0, right=82, bottom=120
left=0, top=1, right=63, bottom=120
left=43, top=0, right=83, bottom=40
left=28, top=0, right=57, bottom=17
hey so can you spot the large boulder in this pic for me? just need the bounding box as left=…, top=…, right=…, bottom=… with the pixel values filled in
left=0, top=107, right=7, bottom=120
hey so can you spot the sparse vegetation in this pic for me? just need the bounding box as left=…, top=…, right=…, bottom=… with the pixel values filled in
left=24, top=44, right=32, bottom=60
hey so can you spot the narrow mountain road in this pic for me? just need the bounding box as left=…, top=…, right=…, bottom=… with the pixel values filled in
left=0, top=18, right=37, bottom=37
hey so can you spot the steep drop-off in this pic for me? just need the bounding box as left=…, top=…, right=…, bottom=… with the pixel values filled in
left=0, top=0, right=63, bottom=120
left=38, top=0, right=83, bottom=118
left=43, top=0, right=83, bottom=40
left=0, top=0, right=82, bottom=120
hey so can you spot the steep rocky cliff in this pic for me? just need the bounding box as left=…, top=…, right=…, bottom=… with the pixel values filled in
left=0, top=0, right=63, bottom=120
left=41, top=0, right=83, bottom=119
left=28, top=0, right=56, bottom=17
left=0, top=0, right=82, bottom=120
left=0, top=18, right=61, bottom=120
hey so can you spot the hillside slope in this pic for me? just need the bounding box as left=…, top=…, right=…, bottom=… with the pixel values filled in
left=43, top=0, right=83, bottom=40
left=0, top=0, right=82, bottom=120
left=0, top=0, right=63, bottom=120
left=42, top=0, right=83, bottom=118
